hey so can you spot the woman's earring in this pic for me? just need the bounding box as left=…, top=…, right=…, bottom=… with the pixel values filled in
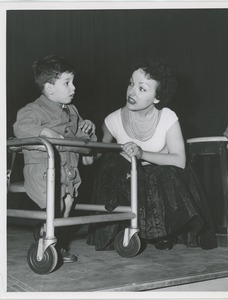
left=153, top=98, right=160, bottom=104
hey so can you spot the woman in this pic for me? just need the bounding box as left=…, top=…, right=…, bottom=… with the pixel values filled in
left=87, top=57, right=217, bottom=251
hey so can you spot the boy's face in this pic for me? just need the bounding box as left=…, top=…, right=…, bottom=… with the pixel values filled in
left=48, top=72, right=75, bottom=104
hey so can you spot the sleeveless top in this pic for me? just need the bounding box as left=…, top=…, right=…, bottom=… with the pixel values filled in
left=105, top=107, right=178, bottom=163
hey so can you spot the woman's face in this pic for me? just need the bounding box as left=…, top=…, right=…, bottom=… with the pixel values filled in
left=126, top=68, right=158, bottom=111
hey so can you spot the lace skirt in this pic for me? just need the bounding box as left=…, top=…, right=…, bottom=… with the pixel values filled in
left=87, top=152, right=217, bottom=250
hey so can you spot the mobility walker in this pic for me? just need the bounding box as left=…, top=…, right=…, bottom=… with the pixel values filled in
left=7, top=137, right=140, bottom=274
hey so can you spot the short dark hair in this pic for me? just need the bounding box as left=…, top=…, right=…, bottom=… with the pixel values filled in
left=130, top=57, right=177, bottom=109
left=32, top=55, right=75, bottom=91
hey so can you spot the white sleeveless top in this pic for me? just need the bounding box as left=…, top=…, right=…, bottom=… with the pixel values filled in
left=105, top=107, right=178, bottom=163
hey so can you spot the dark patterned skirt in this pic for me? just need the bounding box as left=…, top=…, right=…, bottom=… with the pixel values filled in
left=87, top=152, right=217, bottom=250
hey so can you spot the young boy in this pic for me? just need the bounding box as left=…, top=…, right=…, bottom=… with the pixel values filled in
left=13, top=55, right=97, bottom=262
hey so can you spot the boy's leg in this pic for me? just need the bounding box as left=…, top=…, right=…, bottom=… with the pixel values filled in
left=62, top=194, right=74, bottom=218
left=56, top=194, right=77, bottom=263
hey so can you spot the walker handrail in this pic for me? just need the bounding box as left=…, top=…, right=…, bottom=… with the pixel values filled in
left=8, top=137, right=56, bottom=239
left=7, top=137, right=124, bottom=153
left=7, top=137, right=138, bottom=238
left=43, top=137, right=124, bottom=151
left=7, top=137, right=55, bottom=161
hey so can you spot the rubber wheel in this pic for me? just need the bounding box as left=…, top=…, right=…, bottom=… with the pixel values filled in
left=114, top=230, right=141, bottom=258
left=27, top=242, right=58, bottom=274
left=33, top=223, right=45, bottom=241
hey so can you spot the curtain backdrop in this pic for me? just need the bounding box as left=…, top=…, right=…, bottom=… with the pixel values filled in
left=7, top=9, right=228, bottom=139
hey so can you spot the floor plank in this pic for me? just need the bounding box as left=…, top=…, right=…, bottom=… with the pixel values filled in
left=7, top=223, right=228, bottom=293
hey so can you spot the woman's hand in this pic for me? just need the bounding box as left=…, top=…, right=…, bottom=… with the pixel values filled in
left=79, top=120, right=96, bottom=135
left=122, top=142, right=143, bottom=159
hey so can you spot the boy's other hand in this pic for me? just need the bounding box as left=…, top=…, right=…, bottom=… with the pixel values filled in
left=79, top=120, right=96, bottom=135
left=40, top=128, right=64, bottom=139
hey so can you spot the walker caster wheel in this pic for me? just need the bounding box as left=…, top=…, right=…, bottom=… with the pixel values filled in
left=33, top=223, right=45, bottom=241
left=114, top=230, right=141, bottom=258
left=27, top=242, right=58, bottom=274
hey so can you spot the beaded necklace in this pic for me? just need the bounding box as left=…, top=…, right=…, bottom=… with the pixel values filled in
left=128, top=107, right=159, bottom=141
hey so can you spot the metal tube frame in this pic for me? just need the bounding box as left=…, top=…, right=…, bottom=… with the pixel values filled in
left=7, top=137, right=57, bottom=259
left=7, top=137, right=139, bottom=258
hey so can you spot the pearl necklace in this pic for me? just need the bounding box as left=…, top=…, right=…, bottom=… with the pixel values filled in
left=128, top=108, right=159, bottom=141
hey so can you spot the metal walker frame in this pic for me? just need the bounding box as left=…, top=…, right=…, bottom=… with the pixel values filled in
left=7, top=137, right=140, bottom=274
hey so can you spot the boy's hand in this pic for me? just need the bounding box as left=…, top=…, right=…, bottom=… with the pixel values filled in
left=40, top=128, right=64, bottom=139
left=79, top=120, right=96, bottom=135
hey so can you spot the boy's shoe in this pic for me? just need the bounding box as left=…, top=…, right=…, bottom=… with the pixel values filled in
left=60, top=248, right=78, bottom=263
left=154, top=238, right=174, bottom=250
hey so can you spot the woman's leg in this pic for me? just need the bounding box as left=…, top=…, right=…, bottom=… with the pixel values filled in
left=87, top=153, right=132, bottom=250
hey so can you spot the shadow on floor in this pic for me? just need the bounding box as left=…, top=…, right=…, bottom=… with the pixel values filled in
left=7, top=218, right=228, bottom=293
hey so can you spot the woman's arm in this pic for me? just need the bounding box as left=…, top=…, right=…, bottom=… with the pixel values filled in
left=89, top=123, right=114, bottom=161
left=101, top=123, right=115, bottom=143
left=123, top=121, right=186, bottom=169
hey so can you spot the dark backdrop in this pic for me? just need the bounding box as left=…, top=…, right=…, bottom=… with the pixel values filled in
left=7, top=9, right=228, bottom=139
left=6, top=9, right=228, bottom=218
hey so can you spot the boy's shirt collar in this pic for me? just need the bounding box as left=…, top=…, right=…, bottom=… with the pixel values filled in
left=39, top=94, right=69, bottom=110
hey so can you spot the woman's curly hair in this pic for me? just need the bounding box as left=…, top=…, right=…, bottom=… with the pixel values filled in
left=130, top=57, right=177, bottom=109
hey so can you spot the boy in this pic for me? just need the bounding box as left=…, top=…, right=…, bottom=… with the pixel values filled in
left=13, top=55, right=97, bottom=262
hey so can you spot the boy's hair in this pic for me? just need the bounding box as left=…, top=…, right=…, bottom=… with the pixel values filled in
left=32, top=55, right=75, bottom=91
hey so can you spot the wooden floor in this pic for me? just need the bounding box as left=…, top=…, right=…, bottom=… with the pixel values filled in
left=6, top=219, right=228, bottom=294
